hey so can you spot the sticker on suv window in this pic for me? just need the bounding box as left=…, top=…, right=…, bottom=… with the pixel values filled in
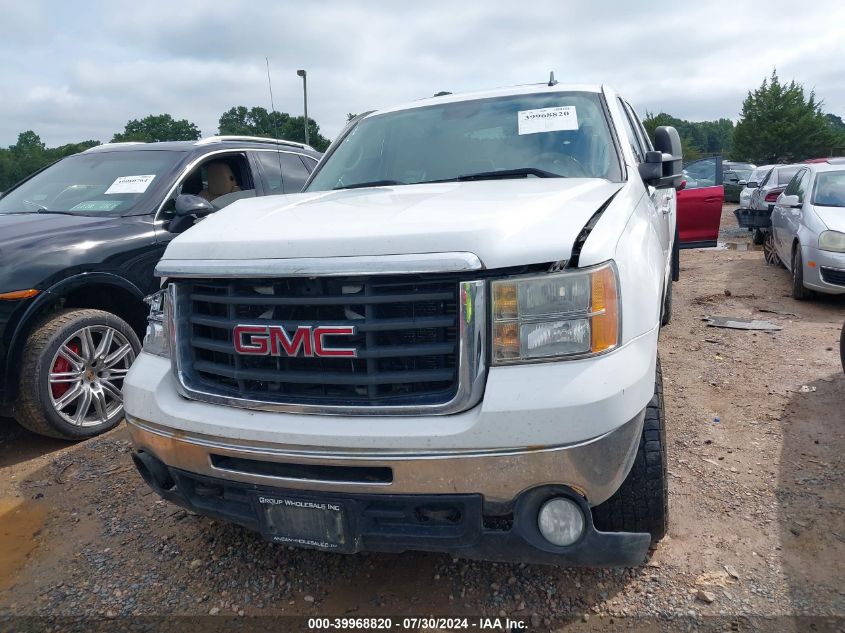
left=517, top=106, right=578, bottom=135
left=70, top=200, right=123, bottom=212
left=104, top=174, right=156, bottom=194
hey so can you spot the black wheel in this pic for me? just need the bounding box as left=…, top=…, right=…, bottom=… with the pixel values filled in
left=14, top=309, right=141, bottom=440
left=791, top=247, right=808, bottom=300
left=763, top=231, right=781, bottom=266
left=592, top=358, right=668, bottom=543
left=752, top=228, right=765, bottom=246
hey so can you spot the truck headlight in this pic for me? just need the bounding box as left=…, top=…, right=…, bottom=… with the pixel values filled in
left=819, top=230, right=845, bottom=253
left=491, top=262, right=620, bottom=364
left=143, top=288, right=171, bottom=358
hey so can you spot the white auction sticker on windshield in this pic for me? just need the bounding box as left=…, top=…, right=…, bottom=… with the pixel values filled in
left=517, top=106, right=578, bottom=135
left=104, top=174, right=156, bottom=194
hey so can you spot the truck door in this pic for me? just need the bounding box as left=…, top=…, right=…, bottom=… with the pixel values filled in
left=677, top=156, right=723, bottom=248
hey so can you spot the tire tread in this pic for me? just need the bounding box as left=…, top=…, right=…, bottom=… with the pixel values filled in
left=14, top=309, right=139, bottom=440
left=592, top=359, right=668, bottom=542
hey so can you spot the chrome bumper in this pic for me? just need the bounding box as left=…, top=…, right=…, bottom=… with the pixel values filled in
left=126, top=410, right=644, bottom=506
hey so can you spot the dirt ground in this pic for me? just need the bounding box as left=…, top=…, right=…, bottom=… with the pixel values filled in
left=1, top=207, right=843, bottom=631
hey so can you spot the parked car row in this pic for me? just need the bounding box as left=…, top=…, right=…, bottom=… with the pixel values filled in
left=727, top=157, right=845, bottom=299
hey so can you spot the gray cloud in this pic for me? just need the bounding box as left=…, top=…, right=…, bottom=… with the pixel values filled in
left=1, top=0, right=843, bottom=147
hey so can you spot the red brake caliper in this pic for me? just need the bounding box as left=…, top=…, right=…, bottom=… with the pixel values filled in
left=51, top=341, right=80, bottom=399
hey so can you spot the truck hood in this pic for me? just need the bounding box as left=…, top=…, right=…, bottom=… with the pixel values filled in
left=164, top=179, right=623, bottom=270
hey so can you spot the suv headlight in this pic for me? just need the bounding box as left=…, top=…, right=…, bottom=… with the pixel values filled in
left=819, top=230, right=845, bottom=253
left=143, top=288, right=171, bottom=358
left=491, top=262, right=620, bottom=364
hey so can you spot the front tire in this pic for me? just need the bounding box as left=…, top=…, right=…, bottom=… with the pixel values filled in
left=14, top=309, right=141, bottom=440
left=763, top=231, right=781, bottom=267
left=592, top=358, right=668, bottom=543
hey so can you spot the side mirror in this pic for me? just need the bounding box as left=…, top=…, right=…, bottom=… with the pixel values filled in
left=168, top=195, right=216, bottom=233
left=638, top=151, right=663, bottom=182
left=780, top=194, right=800, bottom=208
left=746, top=181, right=759, bottom=189
left=175, top=194, right=215, bottom=218
left=738, top=180, right=747, bottom=186
left=645, top=126, right=683, bottom=189
left=677, top=180, right=687, bottom=191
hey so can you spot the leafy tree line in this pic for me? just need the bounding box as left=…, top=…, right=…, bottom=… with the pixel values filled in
left=644, top=70, right=845, bottom=165
left=0, top=107, right=331, bottom=191
left=0, top=131, right=99, bottom=191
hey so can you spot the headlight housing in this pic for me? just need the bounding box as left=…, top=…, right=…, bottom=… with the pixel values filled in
left=819, top=230, right=845, bottom=253
left=491, top=262, right=620, bottom=364
left=143, top=288, right=171, bottom=358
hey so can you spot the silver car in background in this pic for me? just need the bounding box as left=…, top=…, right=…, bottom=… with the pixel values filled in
left=770, top=159, right=845, bottom=299
left=739, top=164, right=775, bottom=208
left=749, top=164, right=802, bottom=212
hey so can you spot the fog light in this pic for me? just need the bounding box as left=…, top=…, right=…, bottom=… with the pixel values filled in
left=537, top=497, right=585, bottom=546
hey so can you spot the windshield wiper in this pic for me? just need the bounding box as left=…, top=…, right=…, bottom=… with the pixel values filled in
left=424, top=167, right=563, bottom=183
left=333, top=180, right=403, bottom=190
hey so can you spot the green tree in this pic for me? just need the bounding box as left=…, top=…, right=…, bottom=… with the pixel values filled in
left=825, top=113, right=845, bottom=155
left=642, top=113, right=703, bottom=162
left=732, top=70, right=834, bottom=163
left=218, top=106, right=290, bottom=136
left=4, top=131, right=48, bottom=188
left=112, top=114, right=201, bottom=143
left=281, top=116, right=331, bottom=152
left=0, top=133, right=101, bottom=190
left=218, top=106, right=331, bottom=151
left=642, top=112, right=735, bottom=162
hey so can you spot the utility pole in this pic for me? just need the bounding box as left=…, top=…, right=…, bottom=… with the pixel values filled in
left=297, top=69, right=309, bottom=147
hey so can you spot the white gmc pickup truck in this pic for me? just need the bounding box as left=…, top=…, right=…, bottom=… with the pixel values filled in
left=124, top=82, right=684, bottom=566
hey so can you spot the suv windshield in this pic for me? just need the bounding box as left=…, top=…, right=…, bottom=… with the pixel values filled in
left=0, top=150, right=183, bottom=215
left=306, top=91, right=621, bottom=191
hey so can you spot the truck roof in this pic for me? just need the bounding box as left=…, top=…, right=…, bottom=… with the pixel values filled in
left=371, top=82, right=606, bottom=117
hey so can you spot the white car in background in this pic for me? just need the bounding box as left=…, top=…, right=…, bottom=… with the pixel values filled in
left=739, top=164, right=775, bottom=209
left=770, top=159, right=845, bottom=298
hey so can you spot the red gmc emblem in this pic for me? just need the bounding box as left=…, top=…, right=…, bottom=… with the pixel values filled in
left=233, top=324, right=358, bottom=358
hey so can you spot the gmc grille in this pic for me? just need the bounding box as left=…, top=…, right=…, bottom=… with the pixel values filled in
left=173, top=276, right=467, bottom=408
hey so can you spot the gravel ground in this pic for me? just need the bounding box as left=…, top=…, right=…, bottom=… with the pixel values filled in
left=1, top=207, right=843, bottom=632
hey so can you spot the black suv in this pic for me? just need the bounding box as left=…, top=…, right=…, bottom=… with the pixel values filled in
left=0, top=136, right=321, bottom=439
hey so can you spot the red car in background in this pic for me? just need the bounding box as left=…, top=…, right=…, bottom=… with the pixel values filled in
left=677, top=156, right=724, bottom=248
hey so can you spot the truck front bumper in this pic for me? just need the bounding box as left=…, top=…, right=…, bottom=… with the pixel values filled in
left=128, top=416, right=650, bottom=567
left=127, top=407, right=643, bottom=508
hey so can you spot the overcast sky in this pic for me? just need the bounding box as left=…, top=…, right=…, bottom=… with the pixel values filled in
left=1, top=0, right=844, bottom=147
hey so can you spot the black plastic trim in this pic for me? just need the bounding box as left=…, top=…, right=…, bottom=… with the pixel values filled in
left=134, top=465, right=651, bottom=567
left=679, top=240, right=718, bottom=250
